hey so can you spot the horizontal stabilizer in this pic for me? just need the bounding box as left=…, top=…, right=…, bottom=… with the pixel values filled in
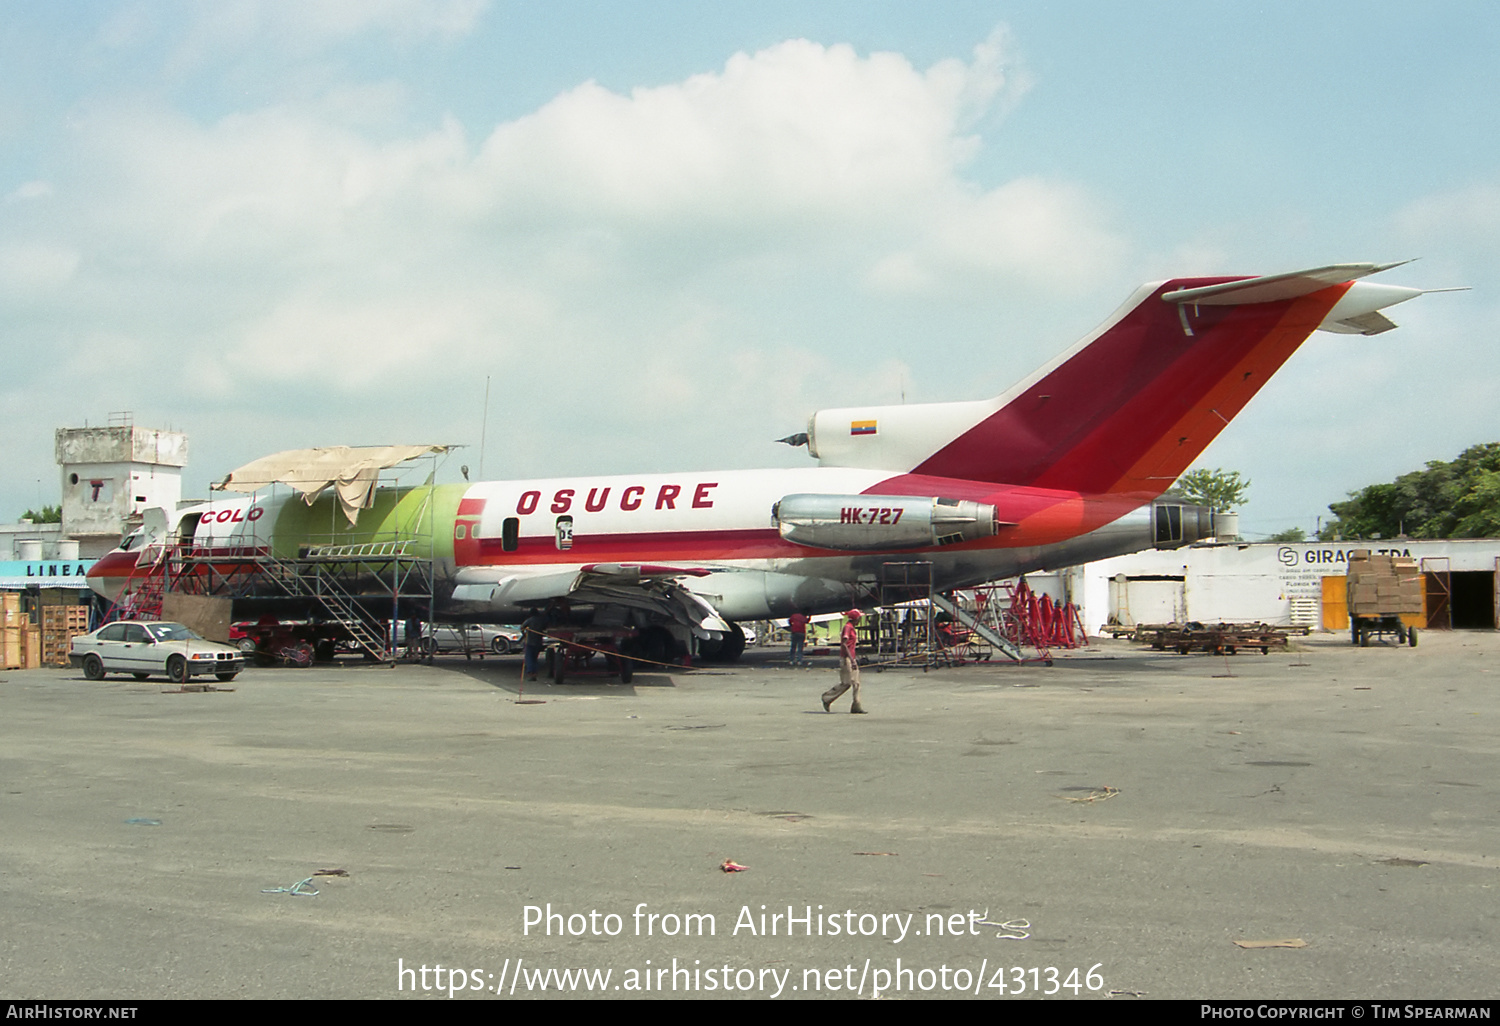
left=1161, top=262, right=1409, bottom=306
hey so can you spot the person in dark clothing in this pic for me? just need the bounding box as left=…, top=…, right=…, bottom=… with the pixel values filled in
left=787, top=609, right=810, bottom=667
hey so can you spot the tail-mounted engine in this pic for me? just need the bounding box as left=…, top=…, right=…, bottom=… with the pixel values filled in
left=1152, top=502, right=1215, bottom=549
left=772, top=494, right=1001, bottom=551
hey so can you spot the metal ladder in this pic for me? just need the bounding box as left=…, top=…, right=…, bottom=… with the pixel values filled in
left=932, top=592, right=1024, bottom=663
left=102, top=549, right=167, bottom=623
left=252, top=552, right=392, bottom=662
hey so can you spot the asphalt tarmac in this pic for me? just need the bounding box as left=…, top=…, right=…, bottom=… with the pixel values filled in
left=1, top=630, right=1497, bottom=1001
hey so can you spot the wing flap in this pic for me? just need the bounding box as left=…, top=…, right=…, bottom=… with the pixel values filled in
left=453, top=565, right=730, bottom=636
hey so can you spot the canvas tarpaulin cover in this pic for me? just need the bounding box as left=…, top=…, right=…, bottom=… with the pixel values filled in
left=213, top=445, right=450, bottom=525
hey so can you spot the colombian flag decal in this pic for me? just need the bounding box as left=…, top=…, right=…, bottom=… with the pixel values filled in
left=850, top=420, right=877, bottom=436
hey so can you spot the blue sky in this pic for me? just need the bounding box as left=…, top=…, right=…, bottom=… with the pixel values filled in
left=2, top=1, right=1497, bottom=538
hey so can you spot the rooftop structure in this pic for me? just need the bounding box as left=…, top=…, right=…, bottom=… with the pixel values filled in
left=55, top=414, right=187, bottom=548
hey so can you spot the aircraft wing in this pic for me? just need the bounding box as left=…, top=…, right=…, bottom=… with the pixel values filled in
left=452, top=564, right=731, bottom=637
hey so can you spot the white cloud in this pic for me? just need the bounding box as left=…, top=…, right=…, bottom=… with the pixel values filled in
left=68, top=99, right=470, bottom=268
left=868, top=176, right=1125, bottom=294
left=472, top=38, right=1000, bottom=227
left=0, top=243, right=79, bottom=292
left=3, top=30, right=1131, bottom=496
left=1397, top=182, right=1500, bottom=246
left=1395, top=182, right=1500, bottom=284
left=166, top=0, right=487, bottom=64
left=6, top=181, right=53, bottom=202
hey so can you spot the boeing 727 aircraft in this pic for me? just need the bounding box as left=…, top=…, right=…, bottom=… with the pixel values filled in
left=87, top=263, right=1430, bottom=662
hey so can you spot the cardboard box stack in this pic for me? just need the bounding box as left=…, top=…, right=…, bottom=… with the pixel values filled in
left=1345, top=550, right=1424, bottom=619
left=1, top=593, right=23, bottom=670
left=20, top=622, right=42, bottom=669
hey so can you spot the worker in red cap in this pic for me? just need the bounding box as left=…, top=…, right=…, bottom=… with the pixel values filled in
left=821, top=609, right=867, bottom=713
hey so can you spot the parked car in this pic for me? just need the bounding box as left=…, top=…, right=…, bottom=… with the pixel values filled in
left=70, top=621, right=245, bottom=683
left=393, top=622, right=524, bottom=655
left=230, top=618, right=367, bottom=663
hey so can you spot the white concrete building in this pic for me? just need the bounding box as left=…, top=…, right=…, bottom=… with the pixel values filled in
left=55, top=421, right=187, bottom=556
left=1043, top=539, right=1500, bottom=635
left=0, top=520, right=65, bottom=561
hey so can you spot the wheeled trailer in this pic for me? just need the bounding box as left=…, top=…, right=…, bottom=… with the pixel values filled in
left=1350, top=615, right=1417, bottom=648
left=541, top=626, right=640, bottom=684
left=1345, top=549, right=1422, bottom=650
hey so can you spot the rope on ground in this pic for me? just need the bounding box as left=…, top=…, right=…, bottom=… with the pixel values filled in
left=972, top=914, right=1031, bottom=940
left=261, top=877, right=320, bottom=896
left=530, top=632, right=695, bottom=673
left=1056, top=786, right=1120, bottom=804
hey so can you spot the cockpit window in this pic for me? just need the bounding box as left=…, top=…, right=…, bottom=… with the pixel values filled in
left=120, top=530, right=145, bottom=552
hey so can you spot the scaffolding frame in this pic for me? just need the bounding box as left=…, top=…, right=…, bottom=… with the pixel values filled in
left=104, top=453, right=448, bottom=663
left=874, top=561, right=945, bottom=669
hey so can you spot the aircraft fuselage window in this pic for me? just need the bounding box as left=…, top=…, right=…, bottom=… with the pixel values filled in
left=501, top=518, right=519, bottom=552
left=555, top=516, right=573, bottom=551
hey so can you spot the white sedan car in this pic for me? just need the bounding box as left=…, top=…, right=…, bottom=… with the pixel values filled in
left=69, top=621, right=245, bottom=683
left=392, top=622, right=524, bottom=655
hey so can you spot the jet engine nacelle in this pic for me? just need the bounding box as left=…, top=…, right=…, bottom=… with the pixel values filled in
left=804, top=400, right=993, bottom=472
left=1152, top=502, right=1215, bottom=549
left=772, top=493, right=1000, bottom=551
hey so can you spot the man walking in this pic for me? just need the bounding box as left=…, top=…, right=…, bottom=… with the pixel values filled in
left=821, top=609, right=866, bottom=713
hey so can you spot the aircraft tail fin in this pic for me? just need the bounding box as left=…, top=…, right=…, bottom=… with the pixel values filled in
left=808, top=263, right=1420, bottom=497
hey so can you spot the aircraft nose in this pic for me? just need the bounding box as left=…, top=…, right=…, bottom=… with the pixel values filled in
left=85, top=550, right=137, bottom=601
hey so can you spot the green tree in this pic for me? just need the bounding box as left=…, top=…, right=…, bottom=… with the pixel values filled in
left=21, top=505, right=61, bottom=523
left=1320, top=443, right=1500, bottom=540
left=1169, top=468, right=1250, bottom=511
left=1267, top=527, right=1306, bottom=543
left=1448, top=468, right=1500, bottom=537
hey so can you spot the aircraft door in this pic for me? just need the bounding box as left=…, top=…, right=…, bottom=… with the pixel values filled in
left=178, top=512, right=203, bottom=548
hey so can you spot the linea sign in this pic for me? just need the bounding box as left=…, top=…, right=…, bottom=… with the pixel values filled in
left=0, top=560, right=97, bottom=589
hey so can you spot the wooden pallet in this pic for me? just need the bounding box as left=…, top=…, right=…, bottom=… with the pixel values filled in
left=1139, top=621, right=1305, bottom=655
left=41, top=605, right=91, bottom=667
